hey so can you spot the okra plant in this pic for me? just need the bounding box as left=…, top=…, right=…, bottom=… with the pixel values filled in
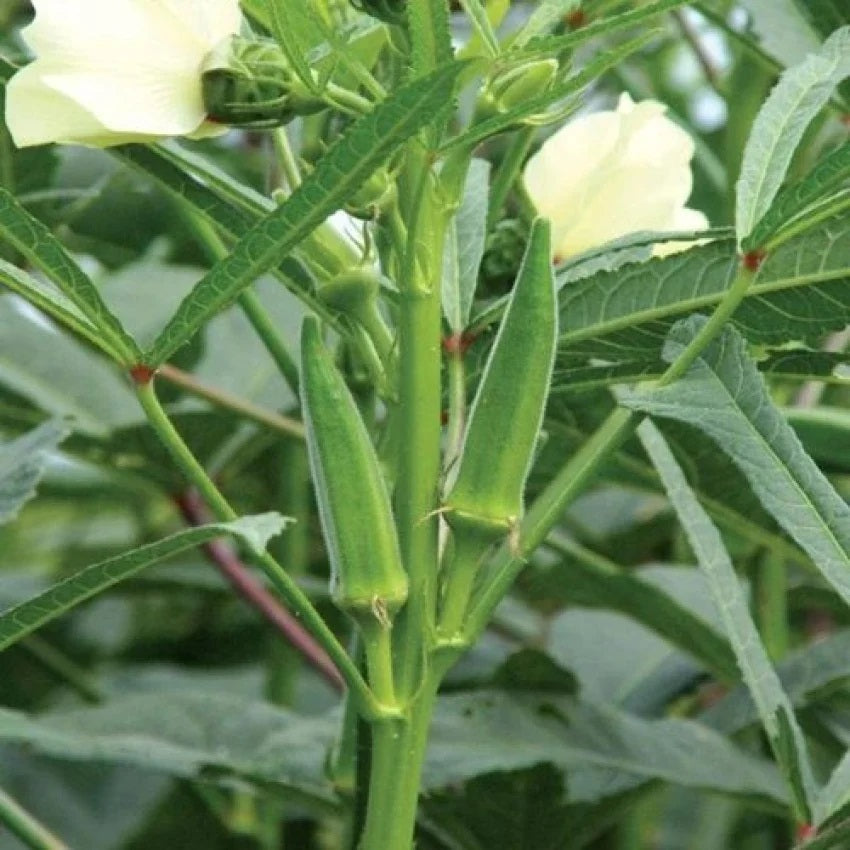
left=2, top=1, right=850, bottom=848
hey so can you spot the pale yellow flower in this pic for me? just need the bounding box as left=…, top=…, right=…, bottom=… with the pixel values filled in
left=523, top=94, right=708, bottom=262
left=5, top=0, right=242, bottom=148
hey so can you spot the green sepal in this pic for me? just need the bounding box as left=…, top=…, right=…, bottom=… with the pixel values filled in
left=478, top=59, right=559, bottom=118
left=201, top=35, right=325, bottom=128
left=445, top=218, right=558, bottom=537
left=300, top=317, right=408, bottom=622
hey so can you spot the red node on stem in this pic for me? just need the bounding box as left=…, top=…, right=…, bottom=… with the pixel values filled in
left=442, top=332, right=478, bottom=356
left=742, top=249, right=766, bottom=273
left=796, top=824, right=817, bottom=843
left=566, top=9, right=586, bottom=28
left=129, top=364, right=156, bottom=385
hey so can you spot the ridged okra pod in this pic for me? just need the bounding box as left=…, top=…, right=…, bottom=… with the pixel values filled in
left=444, top=218, right=557, bottom=538
left=300, top=317, right=408, bottom=626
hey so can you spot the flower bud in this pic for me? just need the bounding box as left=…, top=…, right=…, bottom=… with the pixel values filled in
left=350, top=0, right=406, bottom=24
left=300, top=318, right=408, bottom=625
left=478, top=60, right=559, bottom=120
left=201, top=36, right=325, bottom=128
left=344, top=167, right=397, bottom=220
left=319, top=270, right=396, bottom=386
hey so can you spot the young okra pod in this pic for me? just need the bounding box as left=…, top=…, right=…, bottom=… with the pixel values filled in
left=444, top=218, right=557, bottom=539
left=300, top=317, right=408, bottom=626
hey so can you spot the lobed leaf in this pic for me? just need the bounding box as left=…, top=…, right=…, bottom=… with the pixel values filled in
left=146, top=61, right=468, bottom=366
left=637, top=419, right=815, bottom=821
left=624, top=319, right=850, bottom=611
left=736, top=26, right=850, bottom=244
left=558, top=211, right=850, bottom=359
left=0, top=419, right=69, bottom=526
left=0, top=690, right=787, bottom=806
left=0, top=515, right=287, bottom=652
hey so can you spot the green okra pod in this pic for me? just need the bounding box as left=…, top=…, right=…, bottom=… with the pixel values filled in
left=444, top=217, right=557, bottom=538
left=300, top=317, right=408, bottom=625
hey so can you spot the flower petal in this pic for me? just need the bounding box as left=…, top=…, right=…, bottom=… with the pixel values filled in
left=524, top=110, right=621, bottom=250
left=44, top=65, right=206, bottom=135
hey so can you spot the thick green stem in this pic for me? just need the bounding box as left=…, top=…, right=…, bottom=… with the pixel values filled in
left=359, top=682, right=439, bottom=850
left=361, top=620, right=398, bottom=707
left=133, top=379, right=388, bottom=719
left=392, top=282, right=443, bottom=696
left=0, top=787, right=68, bottom=850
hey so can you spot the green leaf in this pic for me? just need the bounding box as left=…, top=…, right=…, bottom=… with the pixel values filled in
left=442, top=158, right=490, bottom=332
left=0, top=514, right=287, bottom=652
left=744, top=140, right=850, bottom=251
left=784, top=406, right=850, bottom=471
left=0, top=187, right=140, bottom=365
left=623, top=319, right=850, bottom=611
left=0, top=693, right=336, bottom=805
left=540, top=543, right=739, bottom=683
left=507, top=0, right=689, bottom=63
left=444, top=34, right=654, bottom=153
left=146, top=61, right=468, bottom=366
left=736, top=26, right=850, bottom=244
left=0, top=419, right=69, bottom=526
left=511, top=0, right=581, bottom=47
left=459, top=0, right=501, bottom=56
left=762, top=351, right=850, bottom=385
left=260, top=0, right=321, bottom=92
left=703, top=629, right=850, bottom=734
left=818, top=757, right=850, bottom=826
left=426, top=692, right=787, bottom=803
left=551, top=359, right=664, bottom=394
left=637, top=419, right=815, bottom=821
left=558, top=212, right=850, bottom=359
left=423, top=763, right=574, bottom=850
left=407, top=0, right=454, bottom=77
left=0, top=688, right=787, bottom=808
